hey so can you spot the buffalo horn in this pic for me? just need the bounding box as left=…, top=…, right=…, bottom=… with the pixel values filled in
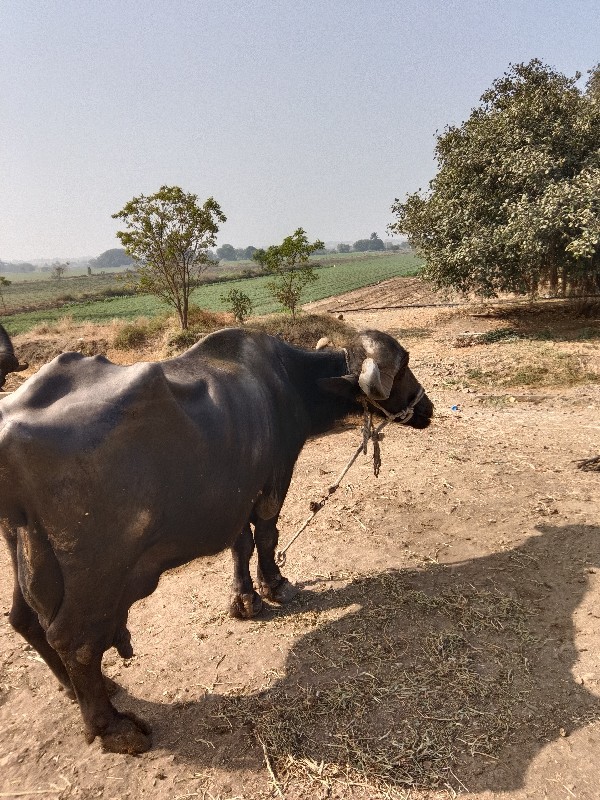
left=358, top=357, right=389, bottom=400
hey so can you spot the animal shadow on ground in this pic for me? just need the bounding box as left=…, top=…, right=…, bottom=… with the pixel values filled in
left=114, top=524, right=600, bottom=794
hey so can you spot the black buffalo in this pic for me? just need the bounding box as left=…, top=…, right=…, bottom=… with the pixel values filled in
left=0, top=326, right=433, bottom=754
left=0, top=323, right=28, bottom=389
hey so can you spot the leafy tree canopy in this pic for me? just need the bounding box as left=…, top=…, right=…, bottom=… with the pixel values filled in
left=216, top=244, right=258, bottom=261
left=113, top=186, right=226, bottom=329
left=390, top=59, right=600, bottom=297
left=216, top=243, right=237, bottom=261
left=253, top=228, right=324, bottom=318
left=89, top=248, right=134, bottom=270
left=353, top=233, right=385, bottom=252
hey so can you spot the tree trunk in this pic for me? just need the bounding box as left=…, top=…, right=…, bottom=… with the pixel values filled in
left=181, top=294, right=189, bottom=330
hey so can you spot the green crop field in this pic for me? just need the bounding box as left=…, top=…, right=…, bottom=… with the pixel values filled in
left=2, top=252, right=422, bottom=335
left=0, top=271, right=133, bottom=311
left=190, top=252, right=422, bottom=315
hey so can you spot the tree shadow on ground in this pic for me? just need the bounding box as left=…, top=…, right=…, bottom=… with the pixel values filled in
left=116, top=524, right=600, bottom=795
left=474, top=300, right=600, bottom=343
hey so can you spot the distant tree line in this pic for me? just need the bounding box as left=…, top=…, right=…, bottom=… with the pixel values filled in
left=1, top=236, right=405, bottom=277
left=336, top=237, right=410, bottom=253
left=215, top=233, right=408, bottom=260
left=350, top=232, right=385, bottom=252
left=216, top=244, right=258, bottom=261
left=0, top=249, right=135, bottom=275
left=0, top=260, right=36, bottom=273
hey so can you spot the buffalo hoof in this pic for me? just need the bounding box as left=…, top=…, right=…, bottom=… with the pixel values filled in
left=98, top=712, right=152, bottom=754
left=228, top=591, right=263, bottom=619
left=113, top=626, right=134, bottom=659
left=258, top=577, right=298, bottom=604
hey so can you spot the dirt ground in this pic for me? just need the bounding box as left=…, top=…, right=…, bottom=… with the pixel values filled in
left=1, top=279, right=600, bottom=799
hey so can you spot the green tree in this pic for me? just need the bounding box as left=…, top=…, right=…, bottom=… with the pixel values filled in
left=337, top=243, right=351, bottom=253
left=89, top=248, right=134, bottom=270
left=369, top=232, right=385, bottom=251
left=253, top=228, right=324, bottom=319
left=390, top=60, right=600, bottom=297
left=586, top=63, right=600, bottom=102
left=216, top=243, right=237, bottom=261
left=113, top=186, right=226, bottom=329
left=51, top=261, right=69, bottom=280
left=352, top=234, right=385, bottom=252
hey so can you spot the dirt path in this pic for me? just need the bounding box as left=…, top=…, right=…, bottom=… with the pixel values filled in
left=2, top=281, right=600, bottom=799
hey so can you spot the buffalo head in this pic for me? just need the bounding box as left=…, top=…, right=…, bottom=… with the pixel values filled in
left=318, top=330, right=434, bottom=429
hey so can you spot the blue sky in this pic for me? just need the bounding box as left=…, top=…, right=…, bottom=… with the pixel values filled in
left=1, top=0, right=598, bottom=260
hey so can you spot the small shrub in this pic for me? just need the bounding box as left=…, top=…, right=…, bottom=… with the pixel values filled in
left=112, top=315, right=168, bottom=350
left=168, top=329, right=201, bottom=351
left=221, top=289, right=254, bottom=324
left=480, top=327, right=521, bottom=344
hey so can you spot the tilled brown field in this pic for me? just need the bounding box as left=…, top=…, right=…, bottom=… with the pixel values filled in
left=2, top=280, right=600, bottom=799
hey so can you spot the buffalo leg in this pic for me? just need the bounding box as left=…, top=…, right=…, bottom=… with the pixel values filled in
left=9, top=583, right=75, bottom=695
left=2, top=527, right=74, bottom=694
left=254, top=517, right=298, bottom=604
left=43, top=592, right=151, bottom=755
left=48, top=636, right=151, bottom=754
left=229, top=523, right=263, bottom=619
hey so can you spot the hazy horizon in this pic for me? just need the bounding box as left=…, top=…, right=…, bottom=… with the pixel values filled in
left=2, top=1, right=599, bottom=262
left=1, top=238, right=408, bottom=266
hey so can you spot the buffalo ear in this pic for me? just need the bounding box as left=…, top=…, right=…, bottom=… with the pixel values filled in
left=318, top=374, right=360, bottom=398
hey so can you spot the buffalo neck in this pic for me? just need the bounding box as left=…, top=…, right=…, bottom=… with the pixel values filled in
left=277, top=341, right=356, bottom=435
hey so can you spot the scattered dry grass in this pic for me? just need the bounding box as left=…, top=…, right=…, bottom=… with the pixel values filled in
left=187, top=306, right=233, bottom=331
left=424, top=341, right=599, bottom=393
left=159, top=311, right=356, bottom=356
left=209, top=569, right=540, bottom=798
left=26, top=315, right=110, bottom=337
left=465, top=299, right=600, bottom=342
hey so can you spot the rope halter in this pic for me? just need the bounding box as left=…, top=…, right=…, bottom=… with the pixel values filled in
left=363, top=385, right=426, bottom=425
